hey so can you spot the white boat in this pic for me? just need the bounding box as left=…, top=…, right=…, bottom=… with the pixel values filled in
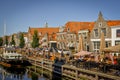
left=0, top=47, right=23, bottom=62
left=0, top=22, right=23, bottom=63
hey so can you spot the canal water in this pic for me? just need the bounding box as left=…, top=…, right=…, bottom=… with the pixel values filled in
left=0, top=65, right=48, bottom=80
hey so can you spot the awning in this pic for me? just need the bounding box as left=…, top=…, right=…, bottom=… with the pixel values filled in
left=103, top=45, right=120, bottom=52
left=74, top=51, right=92, bottom=56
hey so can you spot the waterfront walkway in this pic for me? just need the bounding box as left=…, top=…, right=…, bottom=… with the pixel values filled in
left=26, top=56, right=120, bottom=80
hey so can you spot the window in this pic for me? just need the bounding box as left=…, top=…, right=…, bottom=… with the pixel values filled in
left=101, top=28, right=106, bottom=36
left=43, top=39, right=47, bottom=42
left=63, top=35, right=66, bottom=39
left=63, top=35, right=65, bottom=39
left=93, top=41, right=100, bottom=52
left=106, top=41, right=111, bottom=47
left=115, top=41, right=120, bottom=45
left=99, top=22, right=102, bottom=27
left=86, top=44, right=89, bottom=51
left=67, top=28, right=70, bottom=32
left=94, top=29, right=98, bottom=37
left=83, top=33, right=86, bottom=36
left=116, top=29, right=120, bottom=37
left=71, top=35, right=72, bottom=38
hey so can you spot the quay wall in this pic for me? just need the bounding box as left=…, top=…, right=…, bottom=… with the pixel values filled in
left=27, top=57, right=120, bottom=80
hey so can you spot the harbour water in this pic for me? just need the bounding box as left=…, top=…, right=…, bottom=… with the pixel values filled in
left=0, top=65, right=48, bottom=80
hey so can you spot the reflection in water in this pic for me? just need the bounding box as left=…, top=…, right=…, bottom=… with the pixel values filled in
left=0, top=65, right=47, bottom=80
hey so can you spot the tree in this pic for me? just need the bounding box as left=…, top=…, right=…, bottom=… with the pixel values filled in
left=4, top=36, right=8, bottom=46
left=0, top=37, right=3, bottom=46
left=19, top=33, right=25, bottom=48
left=10, top=35, right=16, bottom=46
left=31, top=30, right=39, bottom=48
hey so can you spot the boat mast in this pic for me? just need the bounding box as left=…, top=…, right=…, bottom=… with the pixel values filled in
left=3, top=20, right=6, bottom=47
left=4, top=21, right=6, bottom=36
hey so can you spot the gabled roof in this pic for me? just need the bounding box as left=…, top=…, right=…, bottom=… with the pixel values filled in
left=28, top=27, right=59, bottom=41
left=65, top=21, right=94, bottom=33
left=65, top=20, right=120, bottom=33
left=107, top=20, right=120, bottom=27
left=29, top=27, right=59, bottom=36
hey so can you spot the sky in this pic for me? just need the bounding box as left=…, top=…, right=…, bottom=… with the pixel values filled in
left=0, top=0, right=120, bottom=37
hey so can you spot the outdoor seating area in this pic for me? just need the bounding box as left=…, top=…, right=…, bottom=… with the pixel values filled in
left=15, top=43, right=120, bottom=77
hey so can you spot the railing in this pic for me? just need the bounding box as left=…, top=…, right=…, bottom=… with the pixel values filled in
left=27, top=57, right=120, bottom=80
left=62, top=64, right=120, bottom=80
left=27, top=57, right=53, bottom=71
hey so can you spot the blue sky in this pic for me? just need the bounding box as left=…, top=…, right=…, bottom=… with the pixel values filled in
left=0, top=0, right=120, bottom=37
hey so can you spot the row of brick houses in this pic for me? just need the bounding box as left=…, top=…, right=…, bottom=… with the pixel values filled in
left=2, top=12, right=120, bottom=52
left=28, top=23, right=59, bottom=48
left=57, top=12, right=120, bottom=52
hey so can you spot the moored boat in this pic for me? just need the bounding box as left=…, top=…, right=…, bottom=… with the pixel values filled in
left=0, top=47, right=23, bottom=63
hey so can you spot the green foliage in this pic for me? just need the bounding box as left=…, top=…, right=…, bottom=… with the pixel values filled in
left=19, top=33, right=25, bottom=48
left=0, top=37, right=3, bottom=46
left=31, top=30, right=39, bottom=48
left=10, top=35, right=16, bottom=46
left=5, top=36, right=8, bottom=46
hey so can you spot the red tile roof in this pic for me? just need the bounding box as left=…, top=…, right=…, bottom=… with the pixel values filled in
left=28, top=27, right=59, bottom=40
left=29, top=27, right=59, bottom=35
left=65, top=20, right=120, bottom=33
left=65, top=21, right=94, bottom=33
left=107, top=20, right=120, bottom=27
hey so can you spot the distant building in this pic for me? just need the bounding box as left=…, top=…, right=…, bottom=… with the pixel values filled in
left=64, top=21, right=94, bottom=51
left=111, top=25, right=120, bottom=46
left=78, top=29, right=90, bottom=51
left=8, top=32, right=28, bottom=47
left=56, top=26, right=77, bottom=50
left=13, top=12, right=120, bottom=52
left=64, top=12, right=120, bottom=52
left=28, top=23, right=59, bottom=48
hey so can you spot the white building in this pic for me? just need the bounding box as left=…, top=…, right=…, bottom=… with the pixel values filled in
left=111, top=25, right=120, bottom=46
